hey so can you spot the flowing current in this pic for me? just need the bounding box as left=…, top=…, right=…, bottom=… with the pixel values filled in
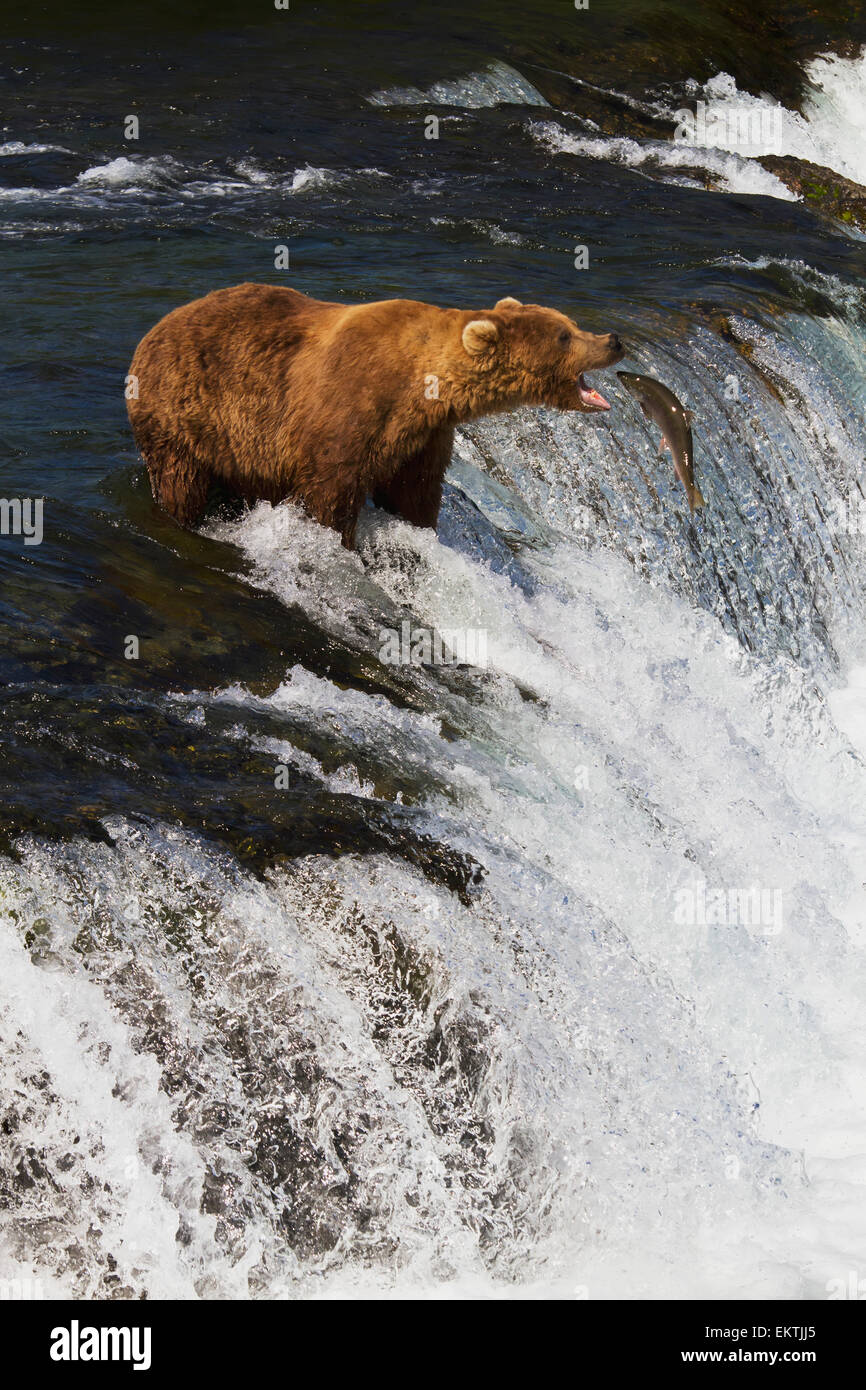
left=1, top=4, right=866, bottom=1300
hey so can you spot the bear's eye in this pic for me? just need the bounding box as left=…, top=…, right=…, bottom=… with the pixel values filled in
left=558, top=329, right=572, bottom=345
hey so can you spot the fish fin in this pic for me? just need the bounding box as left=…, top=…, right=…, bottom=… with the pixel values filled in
left=685, top=408, right=696, bottom=424
left=691, top=485, right=706, bottom=510
left=658, top=435, right=668, bottom=457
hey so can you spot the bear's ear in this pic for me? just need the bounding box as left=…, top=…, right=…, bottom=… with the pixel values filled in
left=462, top=318, right=500, bottom=355
left=494, top=297, right=522, bottom=310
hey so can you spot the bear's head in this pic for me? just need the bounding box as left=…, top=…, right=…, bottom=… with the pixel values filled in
left=458, top=297, right=624, bottom=414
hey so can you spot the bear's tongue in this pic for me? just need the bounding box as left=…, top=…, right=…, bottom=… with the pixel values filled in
left=578, top=373, right=610, bottom=410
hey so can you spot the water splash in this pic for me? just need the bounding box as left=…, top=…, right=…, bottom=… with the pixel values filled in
left=368, top=60, right=549, bottom=110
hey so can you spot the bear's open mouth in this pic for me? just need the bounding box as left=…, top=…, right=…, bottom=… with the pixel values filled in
left=578, top=373, right=611, bottom=411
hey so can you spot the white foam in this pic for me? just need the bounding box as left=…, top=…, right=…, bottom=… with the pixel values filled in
left=369, top=59, right=548, bottom=109
left=0, top=141, right=70, bottom=155
left=828, top=666, right=866, bottom=759
left=0, top=906, right=216, bottom=1297
left=76, top=154, right=181, bottom=188
left=6, top=482, right=866, bottom=1293
left=710, top=254, right=866, bottom=319
left=534, top=48, right=866, bottom=204
left=163, top=493, right=866, bottom=1294
left=289, top=164, right=340, bottom=192
left=0, top=157, right=386, bottom=226
left=531, top=121, right=797, bottom=200
left=232, top=156, right=272, bottom=185
left=695, top=52, right=866, bottom=185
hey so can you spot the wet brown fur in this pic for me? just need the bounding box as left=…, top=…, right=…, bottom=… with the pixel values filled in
left=127, top=282, right=623, bottom=548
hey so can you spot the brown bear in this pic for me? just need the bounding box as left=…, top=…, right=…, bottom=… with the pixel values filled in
left=126, top=283, right=624, bottom=549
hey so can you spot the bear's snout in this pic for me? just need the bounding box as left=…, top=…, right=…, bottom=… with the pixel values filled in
left=573, top=329, right=625, bottom=374
left=589, top=331, right=624, bottom=366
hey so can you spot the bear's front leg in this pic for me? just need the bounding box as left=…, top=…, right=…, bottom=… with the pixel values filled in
left=373, top=426, right=455, bottom=530
left=339, top=509, right=360, bottom=550
left=305, top=482, right=364, bottom=550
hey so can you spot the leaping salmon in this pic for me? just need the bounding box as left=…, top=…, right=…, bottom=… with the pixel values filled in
left=617, top=371, right=705, bottom=513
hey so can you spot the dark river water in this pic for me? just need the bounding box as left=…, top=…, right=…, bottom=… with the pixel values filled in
left=2, top=0, right=866, bottom=1299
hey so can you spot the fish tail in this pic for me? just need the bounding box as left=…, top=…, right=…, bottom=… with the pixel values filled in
left=691, top=484, right=706, bottom=510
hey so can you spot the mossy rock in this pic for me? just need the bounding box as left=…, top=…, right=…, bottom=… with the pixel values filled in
left=759, top=154, right=866, bottom=233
